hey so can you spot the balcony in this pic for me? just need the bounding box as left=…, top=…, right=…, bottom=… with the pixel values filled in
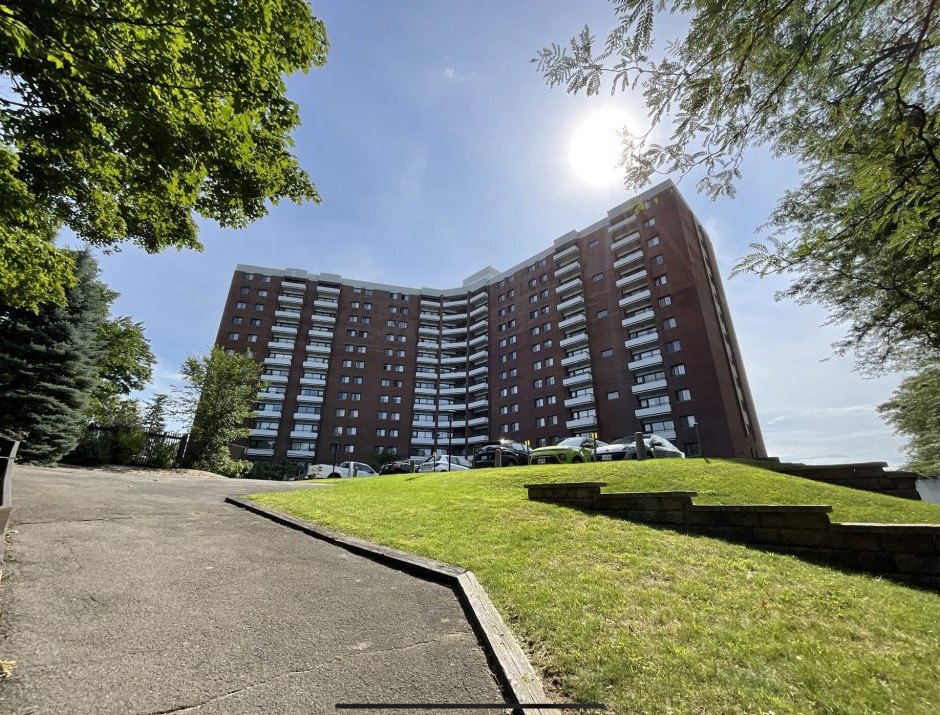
left=468, top=333, right=488, bottom=348
left=257, top=391, right=285, bottom=401
left=553, top=244, right=579, bottom=263
left=301, top=358, right=328, bottom=369
left=468, top=381, right=488, bottom=393
left=313, top=298, right=338, bottom=310
left=289, top=430, right=319, bottom=439
left=274, top=309, right=301, bottom=320
left=420, top=310, right=442, bottom=320
left=245, top=447, right=275, bottom=457
left=562, top=372, right=593, bottom=388
left=440, top=354, right=468, bottom=366
left=468, top=319, right=488, bottom=333
left=467, top=434, right=490, bottom=444
left=440, top=340, right=467, bottom=352
left=305, top=343, right=331, bottom=355
left=635, top=403, right=672, bottom=418
left=309, top=313, right=336, bottom=325
left=263, top=356, right=292, bottom=366
left=417, top=354, right=438, bottom=365
left=613, top=249, right=644, bottom=270
left=419, top=325, right=439, bottom=336
left=627, top=354, right=663, bottom=371
left=249, top=428, right=279, bottom=437
left=316, top=284, right=340, bottom=295
left=420, top=297, right=441, bottom=308
left=443, top=296, right=466, bottom=308
left=555, top=277, right=583, bottom=298
left=625, top=331, right=659, bottom=349
left=442, top=312, right=469, bottom=323
left=566, top=415, right=597, bottom=430
left=467, top=415, right=489, bottom=427
left=441, top=325, right=466, bottom=337
left=560, top=332, right=589, bottom=349
left=296, top=393, right=324, bottom=403
left=298, top=377, right=327, bottom=388
left=278, top=293, right=303, bottom=306
left=442, top=402, right=466, bottom=412
left=251, top=408, right=282, bottom=418
left=469, top=303, right=487, bottom=319
left=468, top=397, right=488, bottom=410
left=269, top=339, right=295, bottom=350
left=411, top=435, right=435, bottom=446
left=610, top=230, right=641, bottom=254
left=555, top=260, right=580, bottom=279
left=293, top=411, right=321, bottom=421
left=561, top=351, right=591, bottom=368
left=557, top=294, right=585, bottom=313
left=469, top=290, right=487, bottom=305
left=271, top=324, right=298, bottom=336
left=558, top=312, right=587, bottom=331
left=564, top=393, right=595, bottom=409
left=260, top=373, right=288, bottom=384
left=468, top=364, right=488, bottom=378
left=469, top=349, right=487, bottom=363
left=619, top=289, right=652, bottom=309
left=281, top=279, right=306, bottom=292
left=415, top=385, right=436, bottom=396
left=451, top=419, right=467, bottom=429
left=622, top=309, right=656, bottom=328
left=439, top=385, right=467, bottom=397
left=616, top=269, right=648, bottom=289
left=418, top=339, right=439, bottom=350
left=632, top=378, right=668, bottom=394
left=286, top=448, right=316, bottom=458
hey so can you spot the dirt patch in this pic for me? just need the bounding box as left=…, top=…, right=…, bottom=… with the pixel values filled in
left=54, top=464, right=226, bottom=479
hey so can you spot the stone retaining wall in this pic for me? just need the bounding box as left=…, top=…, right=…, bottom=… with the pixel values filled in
left=761, top=461, right=927, bottom=500
left=525, top=482, right=940, bottom=590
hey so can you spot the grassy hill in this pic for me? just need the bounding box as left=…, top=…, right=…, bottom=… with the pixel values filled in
left=250, top=459, right=940, bottom=714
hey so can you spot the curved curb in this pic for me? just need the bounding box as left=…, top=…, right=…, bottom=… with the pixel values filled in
left=225, top=496, right=551, bottom=715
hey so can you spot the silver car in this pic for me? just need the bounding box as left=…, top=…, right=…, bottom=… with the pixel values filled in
left=594, top=434, right=686, bottom=461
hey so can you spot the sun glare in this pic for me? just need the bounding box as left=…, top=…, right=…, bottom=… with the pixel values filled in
left=569, top=108, right=634, bottom=188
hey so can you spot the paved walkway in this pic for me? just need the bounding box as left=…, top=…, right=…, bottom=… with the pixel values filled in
left=0, top=466, right=505, bottom=714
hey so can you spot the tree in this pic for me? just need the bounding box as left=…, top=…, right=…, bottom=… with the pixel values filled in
left=534, top=0, right=939, bottom=372
left=85, top=316, right=156, bottom=422
left=176, top=346, right=264, bottom=477
left=878, top=365, right=940, bottom=476
left=143, top=393, right=170, bottom=434
left=0, top=0, right=329, bottom=311
left=0, top=250, right=109, bottom=461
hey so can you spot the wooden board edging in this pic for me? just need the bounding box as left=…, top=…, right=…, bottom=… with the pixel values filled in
left=225, top=496, right=552, bottom=715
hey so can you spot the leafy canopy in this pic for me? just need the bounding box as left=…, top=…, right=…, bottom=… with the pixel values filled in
left=534, top=0, right=939, bottom=371
left=879, top=364, right=940, bottom=476
left=0, top=0, right=329, bottom=310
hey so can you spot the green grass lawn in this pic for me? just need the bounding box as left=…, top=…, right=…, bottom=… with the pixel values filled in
left=250, top=459, right=940, bottom=714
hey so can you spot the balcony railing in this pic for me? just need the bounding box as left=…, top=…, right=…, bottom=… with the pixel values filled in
left=613, top=249, right=644, bottom=270
left=624, top=331, right=659, bottom=349
left=622, top=309, right=655, bottom=328
left=632, top=378, right=668, bottom=394
left=635, top=403, right=672, bottom=418
left=558, top=312, right=587, bottom=330
left=562, top=372, right=593, bottom=387
left=553, top=244, right=579, bottom=262
left=560, top=332, right=589, bottom=349
left=566, top=415, right=597, bottom=430
left=619, top=289, right=652, bottom=308
left=627, top=354, right=663, bottom=371
left=555, top=277, right=583, bottom=297
left=616, top=269, right=648, bottom=289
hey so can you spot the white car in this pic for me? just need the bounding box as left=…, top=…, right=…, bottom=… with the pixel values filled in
left=594, top=434, right=686, bottom=461
left=416, top=455, right=472, bottom=472
left=306, top=461, right=378, bottom=479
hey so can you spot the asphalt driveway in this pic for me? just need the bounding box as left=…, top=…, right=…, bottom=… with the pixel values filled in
left=0, top=465, right=506, bottom=714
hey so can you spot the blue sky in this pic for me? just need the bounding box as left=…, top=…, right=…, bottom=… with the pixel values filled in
left=91, top=0, right=907, bottom=465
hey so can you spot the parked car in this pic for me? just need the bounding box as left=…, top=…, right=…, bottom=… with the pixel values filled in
left=307, top=461, right=379, bottom=479
left=594, top=434, right=686, bottom=461
left=379, top=459, right=413, bottom=475
left=528, top=436, right=607, bottom=465
left=416, top=454, right=472, bottom=472
left=472, top=440, right=532, bottom=468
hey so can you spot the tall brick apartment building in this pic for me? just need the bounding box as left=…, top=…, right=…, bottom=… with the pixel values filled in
left=215, top=180, right=766, bottom=465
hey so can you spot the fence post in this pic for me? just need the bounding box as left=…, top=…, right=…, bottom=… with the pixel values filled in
left=176, top=433, right=190, bottom=467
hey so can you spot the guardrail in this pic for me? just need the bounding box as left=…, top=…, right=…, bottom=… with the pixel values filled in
left=1, top=437, right=19, bottom=562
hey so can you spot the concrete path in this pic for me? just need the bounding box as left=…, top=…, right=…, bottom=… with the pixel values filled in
left=0, top=466, right=506, bottom=714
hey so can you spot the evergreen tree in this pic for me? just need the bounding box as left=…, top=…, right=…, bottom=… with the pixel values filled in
left=143, top=393, right=170, bottom=434
left=878, top=365, right=940, bottom=476
left=0, top=251, right=108, bottom=461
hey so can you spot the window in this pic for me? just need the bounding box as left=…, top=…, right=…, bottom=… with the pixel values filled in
left=592, top=272, right=604, bottom=282
left=232, top=317, right=244, bottom=325
left=250, top=318, right=261, bottom=326
left=547, top=395, right=557, bottom=405
left=647, top=235, right=660, bottom=247
left=235, top=301, right=246, bottom=309
left=509, top=368, right=518, bottom=377
left=254, top=303, right=264, bottom=311
left=658, top=296, right=673, bottom=307
left=247, top=334, right=258, bottom=343
left=344, top=445, right=355, bottom=454
left=596, top=309, right=609, bottom=319
left=672, top=364, right=687, bottom=376
left=228, top=332, right=240, bottom=340
left=654, top=275, right=668, bottom=286
left=258, top=289, right=268, bottom=297
left=243, top=272, right=255, bottom=280
left=364, top=302, right=372, bottom=309
left=665, top=340, right=681, bottom=354
left=533, top=378, right=543, bottom=389
left=650, top=254, right=664, bottom=267
left=337, top=391, right=348, bottom=400
left=601, top=348, right=614, bottom=358
left=679, top=415, right=697, bottom=428
left=588, top=238, right=599, bottom=248
left=663, top=317, right=677, bottom=329
left=240, top=287, right=250, bottom=295
left=261, top=275, right=271, bottom=283
left=643, top=218, right=656, bottom=228
left=607, top=391, right=619, bottom=400
left=677, top=389, right=692, bottom=402
left=533, top=360, right=542, bottom=370
left=545, top=376, right=555, bottom=385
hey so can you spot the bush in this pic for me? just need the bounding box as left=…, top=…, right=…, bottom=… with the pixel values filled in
left=145, top=439, right=178, bottom=469
left=247, top=461, right=306, bottom=480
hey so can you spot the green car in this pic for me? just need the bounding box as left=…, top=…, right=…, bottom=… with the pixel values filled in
left=528, top=436, right=608, bottom=465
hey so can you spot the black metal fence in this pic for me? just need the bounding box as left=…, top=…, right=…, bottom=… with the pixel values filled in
left=67, top=425, right=189, bottom=468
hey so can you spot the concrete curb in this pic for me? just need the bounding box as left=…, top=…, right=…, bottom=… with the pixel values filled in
left=225, top=496, right=551, bottom=715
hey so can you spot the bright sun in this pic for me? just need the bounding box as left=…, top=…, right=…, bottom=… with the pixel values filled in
left=569, top=108, right=634, bottom=188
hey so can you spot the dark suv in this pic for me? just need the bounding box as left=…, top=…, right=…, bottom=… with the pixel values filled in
left=472, top=440, right=532, bottom=468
